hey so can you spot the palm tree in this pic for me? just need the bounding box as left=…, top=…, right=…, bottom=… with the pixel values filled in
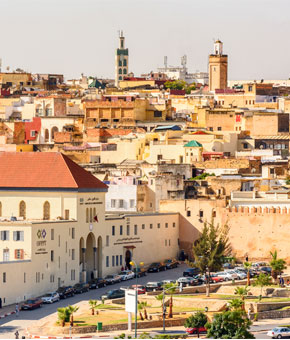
left=234, top=286, right=249, bottom=310
left=163, top=283, right=178, bottom=318
left=243, top=261, right=252, bottom=286
left=89, top=300, right=98, bottom=315
left=269, top=250, right=287, bottom=283
left=138, top=302, right=147, bottom=321
left=228, top=298, right=244, bottom=311
left=57, top=307, right=69, bottom=327
left=68, top=305, right=79, bottom=327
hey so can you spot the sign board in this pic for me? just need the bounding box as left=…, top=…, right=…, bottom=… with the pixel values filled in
left=125, top=289, right=137, bottom=313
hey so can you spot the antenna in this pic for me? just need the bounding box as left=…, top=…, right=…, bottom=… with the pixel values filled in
left=164, top=56, right=168, bottom=68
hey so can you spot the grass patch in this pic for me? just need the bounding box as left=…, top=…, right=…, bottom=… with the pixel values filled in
left=95, top=304, right=123, bottom=310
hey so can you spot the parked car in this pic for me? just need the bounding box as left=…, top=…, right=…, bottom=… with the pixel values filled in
left=132, top=267, right=147, bottom=278
left=147, top=262, right=166, bottom=273
left=73, top=283, right=90, bottom=294
left=260, top=266, right=272, bottom=275
left=232, top=269, right=247, bottom=280
left=210, top=273, right=224, bottom=283
left=252, top=262, right=268, bottom=268
left=118, top=270, right=135, bottom=281
left=89, top=278, right=107, bottom=289
left=56, top=286, right=75, bottom=299
left=267, top=327, right=290, bottom=339
left=177, top=277, right=199, bottom=286
left=130, top=284, right=146, bottom=294
left=224, top=270, right=239, bottom=280
left=222, top=263, right=234, bottom=269
left=200, top=274, right=214, bottom=284
left=162, top=280, right=177, bottom=285
left=101, top=289, right=125, bottom=300
left=41, top=292, right=60, bottom=304
left=104, top=274, right=122, bottom=284
left=193, top=275, right=204, bottom=285
left=215, top=272, right=234, bottom=281
left=164, top=259, right=179, bottom=269
left=21, top=299, right=43, bottom=310
left=183, top=268, right=200, bottom=277
left=186, top=327, right=207, bottom=335
left=145, top=282, right=163, bottom=292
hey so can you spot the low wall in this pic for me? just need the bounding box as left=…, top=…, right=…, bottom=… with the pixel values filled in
left=255, top=309, right=290, bottom=320
left=147, top=283, right=221, bottom=296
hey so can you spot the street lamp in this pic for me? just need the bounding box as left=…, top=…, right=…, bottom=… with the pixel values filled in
left=129, top=260, right=144, bottom=339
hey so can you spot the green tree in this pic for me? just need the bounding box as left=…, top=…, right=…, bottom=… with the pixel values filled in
left=190, top=220, right=231, bottom=296
left=228, top=298, right=244, bottom=311
left=89, top=300, right=98, bottom=315
left=243, top=261, right=252, bottom=286
left=138, top=302, right=148, bottom=321
left=206, top=310, right=254, bottom=339
left=57, top=307, right=71, bottom=327
left=253, top=273, right=272, bottom=301
left=67, top=305, right=79, bottom=327
left=163, top=282, right=178, bottom=318
left=269, top=250, right=287, bottom=282
left=234, top=286, right=249, bottom=310
left=184, top=312, right=207, bottom=338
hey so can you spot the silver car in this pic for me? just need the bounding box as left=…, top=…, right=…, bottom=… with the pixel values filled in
left=41, top=292, right=60, bottom=304
left=267, top=327, right=290, bottom=339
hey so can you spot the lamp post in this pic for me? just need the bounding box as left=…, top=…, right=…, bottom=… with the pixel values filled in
left=129, top=260, right=144, bottom=339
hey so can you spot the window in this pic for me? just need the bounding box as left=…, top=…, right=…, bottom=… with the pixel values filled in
left=19, top=201, right=26, bottom=219
left=15, top=249, right=24, bottom=260
left=127, top=225, right=130, bottom=236
left=65, top=209, right=70, bottom=220
left=13, top=231, right=24, bottom=241
left=248, top=85, right=253, bottom=91
left=71, top=270, right=75, bottom=281
left=51, top=250, right=54, bottom=262
left=112, top=225, right=115, bottom=236
left=120, top=225, right=123, bottom=235
left=165, top=240, right=167, bottom=246
left=30, top=130, right=36, bottom=137
left=58, top=256, right=60, bottom=268
left=142, top=224, right=145, bottom=229
left=43, top=201, right=50, bottom=220
left=0, top=201, right=2, bottom=216
left=187, top=210, right=191, bottom=217
left=36, top=272, right=40, bottom=283
left=212, top=210, right=216, bottom=218
left=106, top=256, right=109, bottom=267
left=173, top=222, right=176, bottom=228
left=119, top=76, right=122, bottom=80
left=24, top=272, right=26, bottom=283
left=112, top=256, right=115, bottom=267
left=154, top=111, right=162, bottom=117
left=1, top=230, right=9, bottom=241
left=157, top=223, right=160, bottom=228
left=217, top=127, right=222, bottom=131
left=51, top=229, right=54, bottom=240
left=123, top=59, right=127, bottom=67
left=3, top=272, right=6, bottom=283
left=120, top=255, right=123, bottom=265
left=72, top=228, right=75, bottom=239
left=150, top=224, right=153, bottom=229
left=119, top=199, right=124, bottom=208
left=199, top=210, right=204, bottom=218
left=65, top=262, right=67, bottom=274
left=209, top=127, right=213, bottom=131
left=72, top=249, right=75, bottom=260
left=134, top=225, right=137, bottom=235
left=130, top=200, right=135, bottom=209
left=119, top=60, right=122, bottom=66
left=243, top=143, right=248, bottom=149
left=123, top=69, right=127, bottom=75
left=58, top=235, right=60, bottom=247
left=116, top=255, right=119, bottom=266
left=3, top=249, right=9, bottom=261
left=106, top=235, right=109, bottom=247
left=111, top=199, right=116, bottom=208
left=86, top=208, right=89, bottom=223
left=119, top=68, right=122, bottom=75
left=169, top=239, right=171, bottom=246
left=165, top=223, right=168, bottom=228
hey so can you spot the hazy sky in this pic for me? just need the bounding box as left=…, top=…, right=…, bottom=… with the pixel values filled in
left=0, top=0, right=289, bottom=80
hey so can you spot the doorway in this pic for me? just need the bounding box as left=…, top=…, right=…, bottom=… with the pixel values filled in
left=125, top=250, right=132, bottom=269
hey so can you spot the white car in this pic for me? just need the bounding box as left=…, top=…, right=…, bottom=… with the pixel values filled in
left=267, top=327, right=290, bottom=339
left=118, top=270, right=135, bottom=281
left=232, top=269, right=247, bottom=280
left=225, top=270, right=239, bottom=280
left=216, top=271, right=236, bottom=281
left=41, top=292, right=60, bottom=304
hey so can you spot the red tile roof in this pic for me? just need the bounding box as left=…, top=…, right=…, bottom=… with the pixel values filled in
left=0, top=152, right=108, bottom=191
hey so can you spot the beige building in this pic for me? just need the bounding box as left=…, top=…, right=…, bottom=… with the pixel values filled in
left=0, top=152, right=179, bottom=306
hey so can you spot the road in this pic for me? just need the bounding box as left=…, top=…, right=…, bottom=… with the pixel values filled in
left=0, top=264, right=186, bottom=339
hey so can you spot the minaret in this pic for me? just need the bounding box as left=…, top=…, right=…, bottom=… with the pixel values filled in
left=208, top=40, right=228, bottom=92
left=115, top=31, right=129, bottom=87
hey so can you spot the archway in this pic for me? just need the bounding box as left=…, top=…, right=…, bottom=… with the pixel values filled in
left=86, top=233, right=96, bottom=282
left=97, top=236, right=102, bottom=278
left=51, top=126, right=59, bottom=140
left=125, top=250, right=132, bottom=270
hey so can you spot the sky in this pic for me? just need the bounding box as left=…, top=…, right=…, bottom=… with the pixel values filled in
left=0, top=0, right=289, bottom=81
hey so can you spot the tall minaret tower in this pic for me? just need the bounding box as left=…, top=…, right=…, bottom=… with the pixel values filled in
left=208, top=40, right=228, bottom=92
left=115, top=31, right=129, bottom=87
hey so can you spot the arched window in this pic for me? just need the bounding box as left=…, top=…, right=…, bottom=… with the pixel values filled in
left=119, top=60, right=122, bottom=66
left=123, top=59, right=127, bottom=67
left=0, top=202, right=2, bottom=217
left=19, top=201, right=26, bottom=219
left=51, top=126, right=59, bottom=140
left=119, top=76, right=122, bottom=80
left=123, top=69, right=127, bottom=75
left=119, top=68, right=122, bottom=75
left=86, top=208, right=89, bottom=223
left=43, top=201, right=50, bottom=220
left=93, top=208, right=96, bottom=222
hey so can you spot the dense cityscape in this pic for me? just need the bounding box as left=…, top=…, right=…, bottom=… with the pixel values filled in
left=1, top=1, right=290, bottom=339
